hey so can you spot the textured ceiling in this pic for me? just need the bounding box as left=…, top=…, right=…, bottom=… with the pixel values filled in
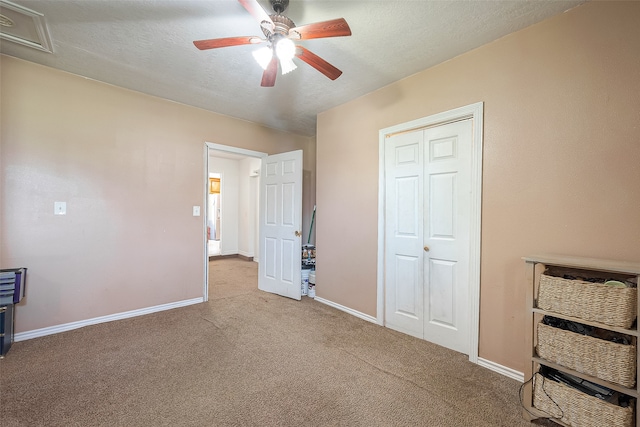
left=0, top=0, right=586, bottom=136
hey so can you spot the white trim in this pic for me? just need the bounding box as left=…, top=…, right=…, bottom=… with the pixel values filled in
left=14, top=297, right=203, bottom=342
left=468, top=102, right=484, bottom=365
left=376, top=129, right=386, bottom=326
left=0, top=0, right=54, bottom=53
left=206, top=142, right=268, bottom=159
left=477, top=357, right=525, bottom=383
left=377, top=102, right=484, bottom=363
left=314, top=297, right=378, bottom=324
left=238, top=250, right=254, bottom=258
left=203, top=144, right=210, bottom=302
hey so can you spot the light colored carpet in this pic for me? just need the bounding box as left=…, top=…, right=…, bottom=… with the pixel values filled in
left=0, top=258, right=550, bottom=426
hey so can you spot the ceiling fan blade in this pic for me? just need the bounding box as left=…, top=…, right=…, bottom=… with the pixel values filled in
left=289, top=18, right=351, bottom=40
left=194, top=36, right=263, bottom=50
left=261, top=56, right=278, bottom=87
left=238, top=0, right=275, bottom=32
left=295, top=46, right=342, bottom=80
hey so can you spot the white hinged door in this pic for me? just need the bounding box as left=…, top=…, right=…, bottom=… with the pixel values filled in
left=258, top=150, right=303, bottom=300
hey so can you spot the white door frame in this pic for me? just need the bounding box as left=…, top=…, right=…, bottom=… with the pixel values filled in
left=377, top=102, right=483, bottom=363
left=203, top=142, right=267, bottom=302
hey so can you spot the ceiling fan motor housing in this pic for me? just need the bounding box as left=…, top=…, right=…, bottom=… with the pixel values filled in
left=262, top=14, right=295, bottom=38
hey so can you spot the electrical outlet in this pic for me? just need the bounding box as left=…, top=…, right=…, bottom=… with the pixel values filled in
left=193, top=206, right=200, bottom=216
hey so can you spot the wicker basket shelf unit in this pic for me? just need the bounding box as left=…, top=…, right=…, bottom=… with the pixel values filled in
left=522, top=255, right=640, bottom=427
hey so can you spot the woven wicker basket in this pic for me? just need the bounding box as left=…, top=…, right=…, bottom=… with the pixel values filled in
left=537, top=274, right=637, bottom=328
left=537, top=323, right=636, bottom=388
left=533, top=373, right=634, bottom=427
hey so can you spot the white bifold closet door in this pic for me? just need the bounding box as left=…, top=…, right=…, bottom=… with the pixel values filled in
left=384, top=119, right=472, bottom=354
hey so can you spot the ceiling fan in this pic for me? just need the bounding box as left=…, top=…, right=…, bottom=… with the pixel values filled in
left=193, top=0, right=352, bottom=87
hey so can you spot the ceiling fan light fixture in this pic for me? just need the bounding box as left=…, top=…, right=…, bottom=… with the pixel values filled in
left=252, top=46, right=273, bottom=70
left=279, top=57, right=297, bottom=75
left=275, top=37, right=295, bottom=61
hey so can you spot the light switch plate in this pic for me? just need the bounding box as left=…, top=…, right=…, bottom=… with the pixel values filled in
left=193, top=206, right=200, bottom=216
left=54, top=201, right=66, bottom=215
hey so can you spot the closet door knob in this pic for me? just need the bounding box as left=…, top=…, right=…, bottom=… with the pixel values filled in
left=295, top=231, right=302, bottom=237
left=424, top=246, right=430, bottom=252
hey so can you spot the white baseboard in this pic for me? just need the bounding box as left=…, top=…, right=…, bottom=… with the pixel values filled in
left=238, top=250, right=254, bottom=258
left=14, top=297, right=204, bottom=342
left=314, top=297, right=378, bottom=324
left=477, top=357, right=524, bottom=383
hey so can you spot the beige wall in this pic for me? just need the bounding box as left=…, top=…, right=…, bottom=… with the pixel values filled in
left=316, top=1, right=640, bottom=372
left=0, top=56, right=311, bottom=333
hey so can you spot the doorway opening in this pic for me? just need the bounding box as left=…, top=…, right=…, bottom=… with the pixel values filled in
left=203, top=143, right=267, bottom=302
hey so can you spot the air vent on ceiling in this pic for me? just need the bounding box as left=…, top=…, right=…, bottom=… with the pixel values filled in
left=0, top=0, right=53, bottom=53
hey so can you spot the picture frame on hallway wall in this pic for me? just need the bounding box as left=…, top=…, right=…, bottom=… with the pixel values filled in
left=209, top=178, right=220, bottom=194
